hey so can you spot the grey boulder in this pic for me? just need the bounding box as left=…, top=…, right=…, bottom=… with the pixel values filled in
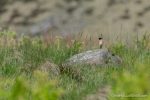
left=63, top=48, right=122, bottom=66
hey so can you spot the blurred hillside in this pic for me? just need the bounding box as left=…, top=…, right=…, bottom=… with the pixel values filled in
left=0, top=0, right=150, bottom=41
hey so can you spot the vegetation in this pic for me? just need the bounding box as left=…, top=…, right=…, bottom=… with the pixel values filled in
left=0, top=31, right=149, bottom=100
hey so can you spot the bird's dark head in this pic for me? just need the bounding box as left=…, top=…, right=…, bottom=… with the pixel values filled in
left=98, top=37, right=103, bottom=40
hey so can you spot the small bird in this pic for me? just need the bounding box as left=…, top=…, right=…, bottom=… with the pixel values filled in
left=98, top=35, right=103, bottom=49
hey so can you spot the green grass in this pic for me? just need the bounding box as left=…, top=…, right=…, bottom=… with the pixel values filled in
left=0, top=31, right=149, bottom=100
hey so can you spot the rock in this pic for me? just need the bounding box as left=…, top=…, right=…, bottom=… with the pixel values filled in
left=38, top=60, right=60, bottom=76
left=110, top=55, right=122, bottom=65
left=63, top=48, right=122, bottom=67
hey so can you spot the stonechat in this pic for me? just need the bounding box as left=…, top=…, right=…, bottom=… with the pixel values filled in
left=99, top=37, right=103, bottom=49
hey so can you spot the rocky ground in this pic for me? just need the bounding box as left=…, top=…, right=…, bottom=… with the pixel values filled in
left=0, top=0, right=150, bottom=41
